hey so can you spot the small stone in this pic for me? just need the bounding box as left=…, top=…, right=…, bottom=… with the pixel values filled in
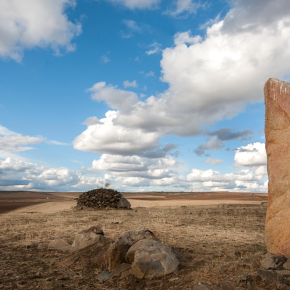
left=111, top=263, right=131, bottom=276
left=261, top=258, right=277, bottom=269
left=35, top=272, right=42, bottom=278
left=257, top=268, right=277, bottom=283
left=97, top=270, right=114, bottom=283
left=220, top=280, right=232, bottom=290
left=48, top=239, right=71, bottom=252
left=276, top=270, right=290, bottom=285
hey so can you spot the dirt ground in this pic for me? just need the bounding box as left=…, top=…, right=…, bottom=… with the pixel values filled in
left=1, top=200, right=286, bottom=289
left=0, top=190, right=279, bottom=290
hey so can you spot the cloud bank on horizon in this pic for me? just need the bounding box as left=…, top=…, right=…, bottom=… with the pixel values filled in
left=1, top=0, right=287, bottom=192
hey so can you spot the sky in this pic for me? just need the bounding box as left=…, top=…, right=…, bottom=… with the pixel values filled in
left=1, top=0, right=289, bottom=193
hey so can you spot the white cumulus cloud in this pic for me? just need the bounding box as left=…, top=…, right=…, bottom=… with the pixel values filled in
left=123, top=80, right=138, bottom=88
left=75, top=0, right=289, bottom=163
left=0, top=0, right=82, bottom=61
left=163, top=0, right=204, bottom=17
left=73, top=111, right=160, bottom=156
left=204, top=158, right=223, bottom=165
left=90, top=154, right=176, bottom=179
left=0, top=157, right=106, bottom=191
left=234, top=142, right=267, bottom=167
left=187, top=166, right=268, bottom=192
left=0, top=125, right=44, bottom=152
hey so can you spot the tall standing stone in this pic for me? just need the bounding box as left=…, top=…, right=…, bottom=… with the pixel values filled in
left=265, top=78, right=290, bottom=256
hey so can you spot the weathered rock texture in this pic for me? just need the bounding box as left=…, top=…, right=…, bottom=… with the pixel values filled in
left=108, top=228, right=159, bottom=271
left=265, top=78, right=290, bottom=256
left=126, top=239, right=179, bottom=279
left=71, top=226, right=105, bottom=251
left=76, top=188, right=131, bottom=210
left=48, top=226, right=105, bottom=252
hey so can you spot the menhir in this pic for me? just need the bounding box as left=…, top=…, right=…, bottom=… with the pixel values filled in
left=77, top=188, right=131, bottom=209
left=264, top=78, right=290, bottom=256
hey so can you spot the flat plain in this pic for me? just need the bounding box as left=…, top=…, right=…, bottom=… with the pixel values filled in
left=0, top=190, right=284, bottom=290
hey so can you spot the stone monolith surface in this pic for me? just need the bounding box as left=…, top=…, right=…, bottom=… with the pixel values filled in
left=265, top=78, right=290, bottom=256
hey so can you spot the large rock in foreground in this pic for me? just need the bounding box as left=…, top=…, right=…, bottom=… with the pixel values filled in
left=108, top=228, right=159, bottom=271
left=126, top=239, right=179, bottom=279
left=265, top=78, right=290, bottom=256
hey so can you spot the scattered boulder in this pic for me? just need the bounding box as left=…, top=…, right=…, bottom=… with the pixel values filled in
left=257, top=268, right=277, bottom=283
left=261, top=257, right=278, bottom=270
left=71, top=226, right=105, bottom=251
left=264, top=78, right=290, bottom=256
left=76, top=188, right=131, bottom=210
left=117, top=197, right=131, bottom=209
left=108, top=228, right=159, bottom=271
left=257, top=252, right=290, bottom=285
left=48, top=239, right=71, bottom=252
left=261, top=255, right=286, bottom=270
left=97, top=270, right=113, bottom=283
left=49, top=226, right=105, bottom=252
left=126, top=239, right=179, bottom=279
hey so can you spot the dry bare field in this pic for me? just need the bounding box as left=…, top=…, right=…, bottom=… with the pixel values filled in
left=0, top=195, right=285, bottom=290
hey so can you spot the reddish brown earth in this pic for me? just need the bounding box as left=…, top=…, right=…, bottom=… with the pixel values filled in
left=0, top=202, right=44, bottom=214
left=0, top=191, right=268, bottom=214
left=0, top=191, right=74, bottom=214
left=126, top=192, right=268, bottom=202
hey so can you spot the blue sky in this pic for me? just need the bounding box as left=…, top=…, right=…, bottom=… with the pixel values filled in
left=1, top=0, right=288, bottom=192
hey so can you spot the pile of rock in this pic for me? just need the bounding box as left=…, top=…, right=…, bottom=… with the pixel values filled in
left=47, top=227, right=180, bottom=280
left=257, top=252, right=290, bottom=285
left=76, top=188, right=131, bottom=210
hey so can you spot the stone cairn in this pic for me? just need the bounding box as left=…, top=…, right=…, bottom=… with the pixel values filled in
left=76, top=188, right=131, bottom=210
